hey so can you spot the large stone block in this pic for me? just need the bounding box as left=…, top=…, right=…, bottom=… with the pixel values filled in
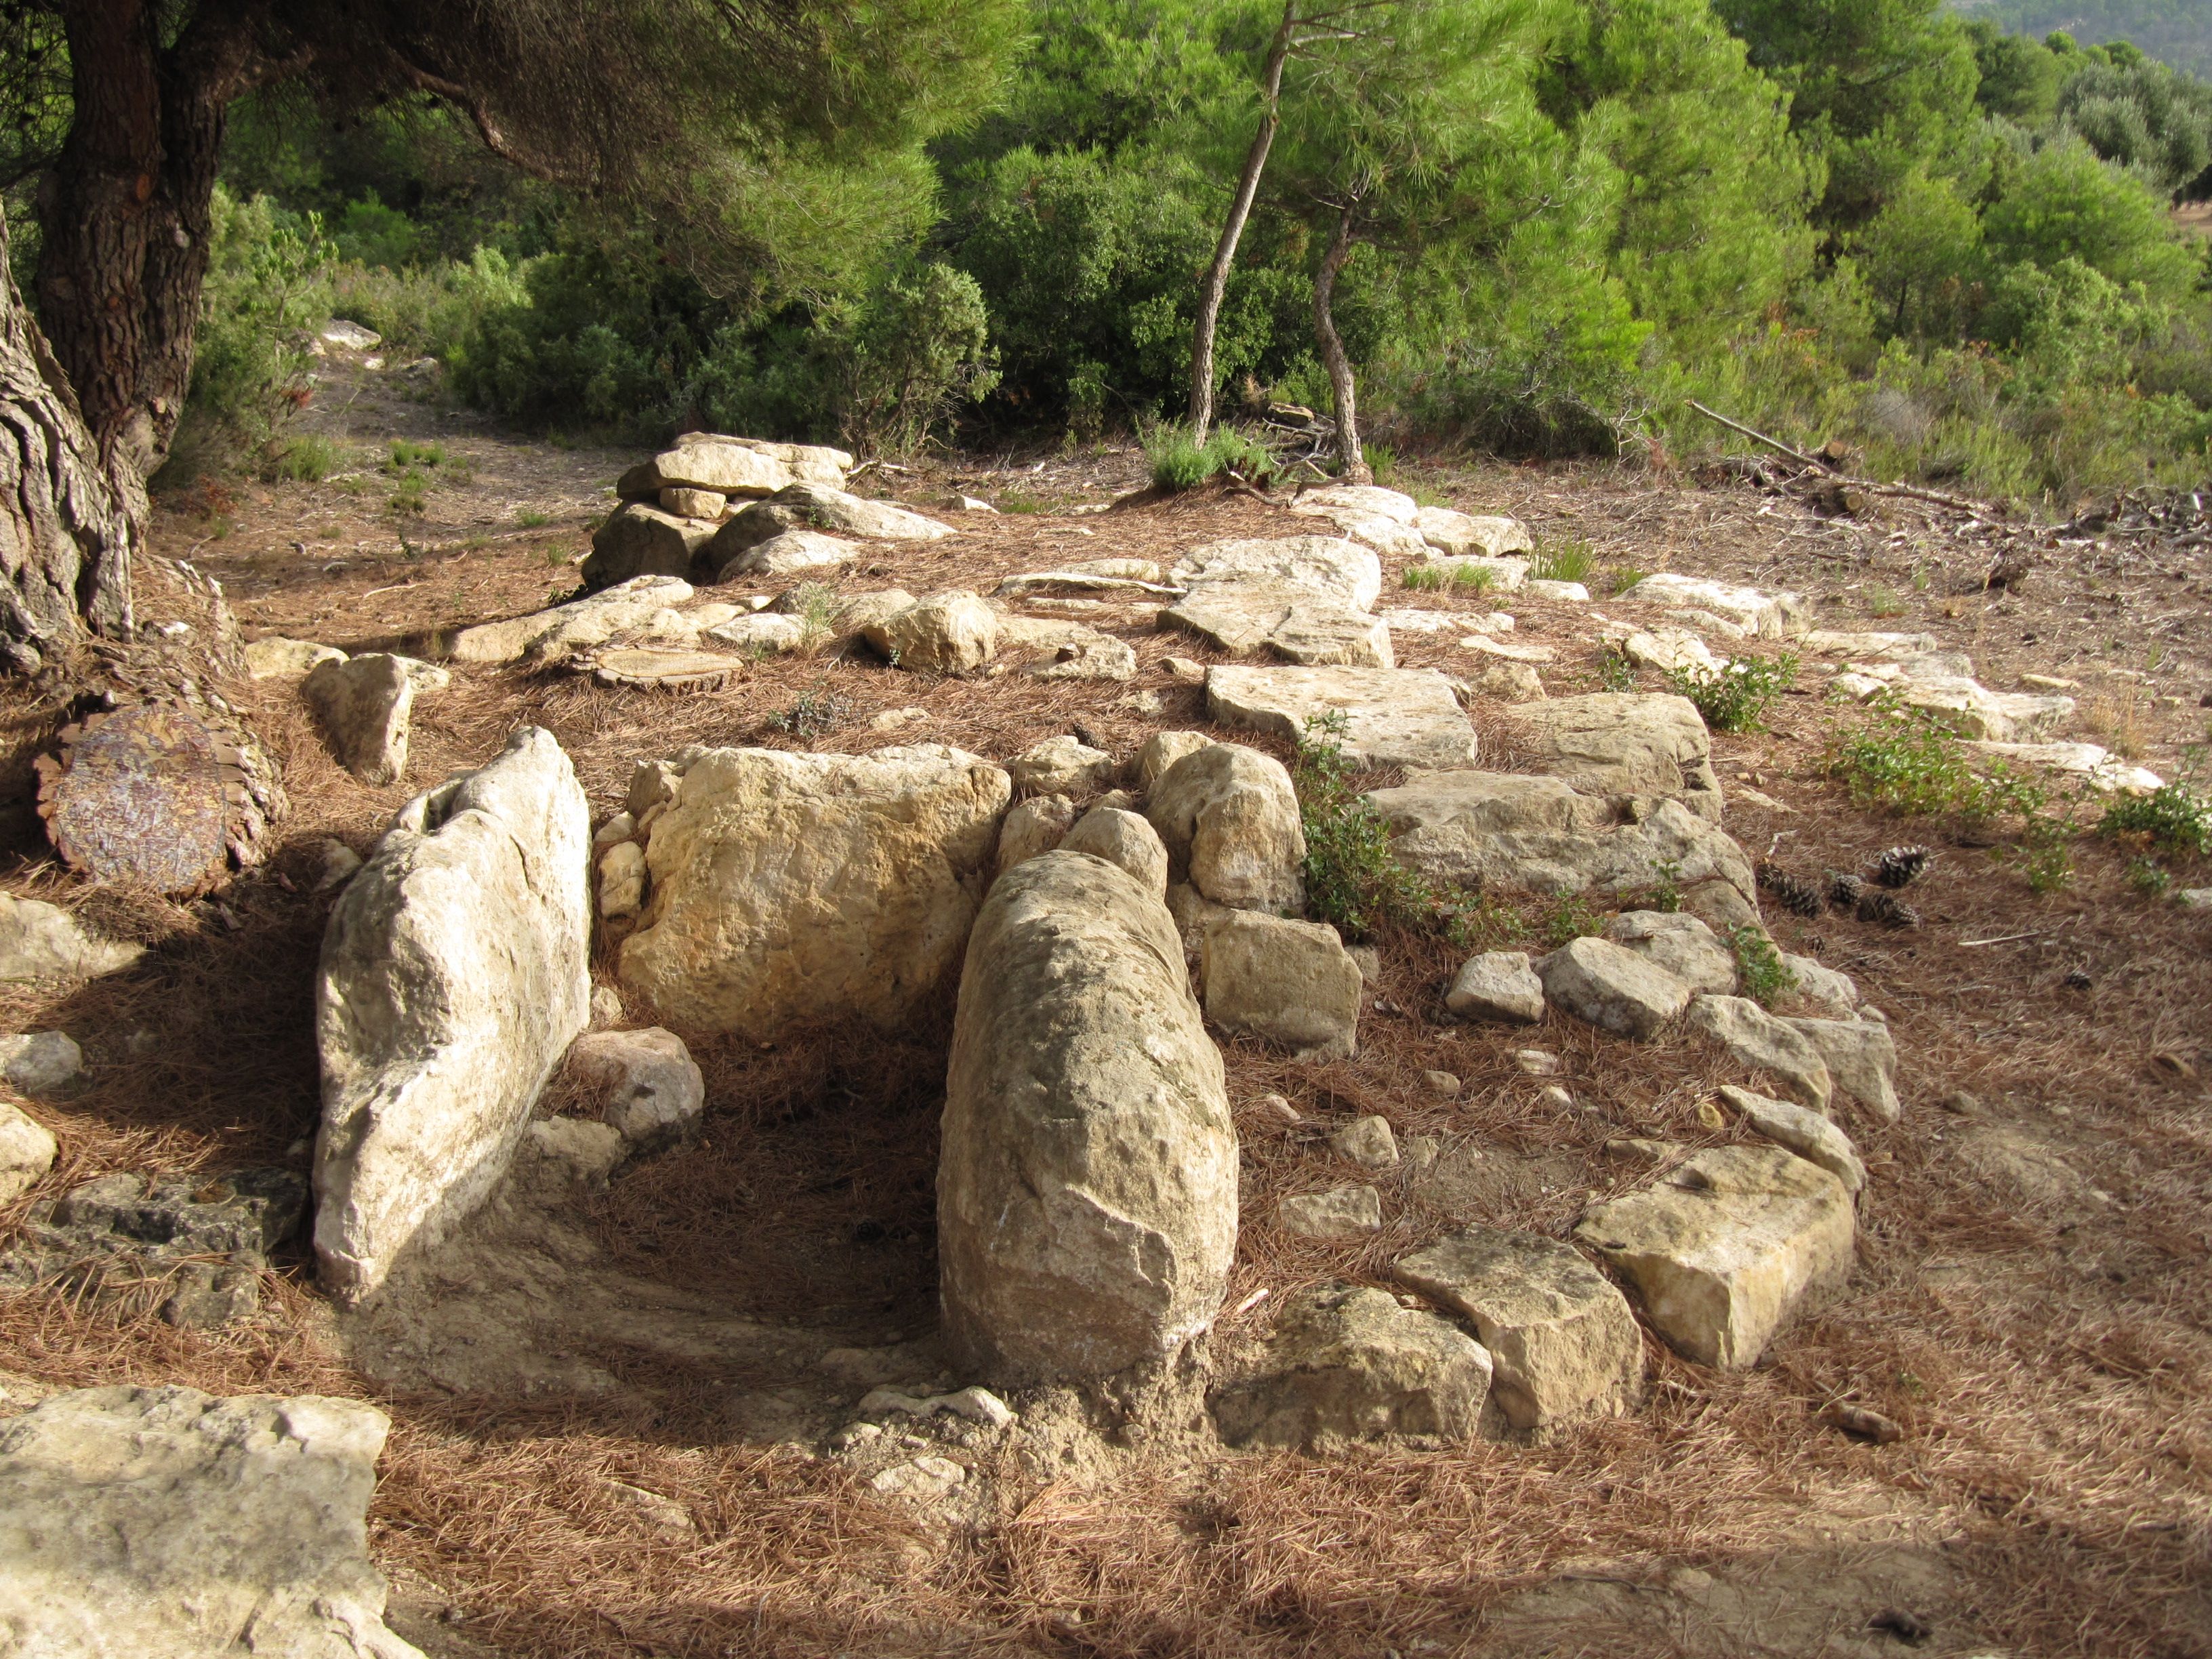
left=1536, top=937, right=1692, bottom=1040
left=618, top=744, right=1010, bottom=1039
left=1509, top=693, right=1726, bottom=821
left=0, top=1385, right=419, bottom=1659
left=314, top=728, right=592, bottom=1299
left=1206, top=665, right=1479, bottom=770
left=939, top=853, right=1235, bottom=1384
left=1394, top=1227, right=1643, bottom=1429
left=581, top=501, right=718, bottom=589
left=1200, top=909, right=1361, bottom=1059
left=1576, top=1145, right=1853, bottom=1368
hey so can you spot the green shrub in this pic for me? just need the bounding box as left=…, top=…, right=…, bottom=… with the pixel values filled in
left=1293, top=712, right=1449, bottom=940
left=1538, top=893, right=1605, bottom=947
left=1826, top=697, right=2050, bottom=828
left=1402, top=565, right=1446, bottom=592
left=1146, top=424, right=1276, bottom=491
left=265, top=434, right=342, bottom=482
left=2100, top=783, right=2212, bottom=857
left=1729, top=924, right=1797, bottom=1007
left=1663, top=652, right=1798, bottom=733
left=1528, top=537, right=1595, bottom=583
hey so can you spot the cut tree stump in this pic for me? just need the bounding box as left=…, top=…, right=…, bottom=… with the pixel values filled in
left=35, top=704, right=255, bottom=895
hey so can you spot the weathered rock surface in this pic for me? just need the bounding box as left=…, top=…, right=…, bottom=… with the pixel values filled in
left=1414, top=507, right=1532, bottom=556
left=1966, top=740, right=2163, bottom=795
left=315, top=728, right=592, bottom=1299
left=1061, top=806, right=1168, bottom=895
left=0, top=893, right=142, bottom=983
left=630, top=433, right=796, bottom=497
left=1146, top=742, right=1305, bottom=914
left=1366, top=773, right=1753, bottom=909
left=1781, top=953, right=1859, bottom=1017
left=1717, top=1086, right=1866, bottom=1194
left=863, top=590, right=999, bottom=673
left=0, top=1101, right=56, bottom=1204
left=1446, top=950, right=1546, bottom=1024
left=1134, top=729, right=1214, bottom=791
left=1509, top=694, right=1725, bottom=821
left=0, top=1385, right=422, bottom=1659
left=619, top=744, right=1009, bottom=1039
left=708, top=483, right=952, bottom=565
left=1395, top=1227, right=1643, bottom=1429
left=1784, top=1015, right=1901, bottom=1121
left=1206, top=665, right=1479, bottom=769
left=1212, top=1284, right=1492, bottom=1450
left=598, top=838, right=647, bottom=918
left=659, top=485, right=726, bottom=519
left=716, top=529, right=862, bottom=578
left=1576, top=1145, right=1854, bottom=1368
left=304, top=653, right=413, bottom=785
left=1277, top=1183, right=1383, bottom=1239
left=1025, top=628, right=1140, bottom=682
left=1009, top=735, right=1118, bottom=796
left=245, top=636, right=347, bottom=678
left=1624, top=575, right=1809, bottom=638
left=995, top=793, right=1077, bottom=880
left=1604, top=909, right=1737, bottom=996
left=1330, top=1114, right=1399, bottom=1170
left=0, top=1030, right=80, bottom=1094
left=939, top=852, right=1235, bottom=1384
left=1161, top=581, right=1394, bottom=668
left=1170, top=536, right=1382, bottom=611
left=1200, top=909, right=1362, bottom=1059
left=1684, top=996, right=1833, bottom=1112
left=583, top=502, right=717, bottom=588
left=1536, top=938, right=1692, bottom=1040
left=567, top=1027, right=705, bottom=1151
left=448, top=575, right=694, bottom=665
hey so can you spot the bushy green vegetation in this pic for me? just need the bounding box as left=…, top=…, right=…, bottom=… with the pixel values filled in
left=119, top=0, right=2212, bottom=499
left=1293, top=712, right=1452, bottom=940
left=1146, top=424, right=1276, bottom=489
left=1663, top=652, right=1800, bottom=733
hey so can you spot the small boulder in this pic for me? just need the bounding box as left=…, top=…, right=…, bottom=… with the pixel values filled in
left=1008, top=735, right=1118, bottom=796
left=716, top=529, right=861, bottom=579
left=1446, top=950, right=1545, bottom=1024
left=1576, top=1144, right=1853, bottom=1368
left=1684, top=996, right=1832, bottom=1112
left=863, top=590, right=998, bottom=673
left=1133, top=730, right=1214, bottom=792
left=1060, top=806, right=1168, bottom=895
left=1201, top=909, right=1361, bottom=1059
left=1414, top=507, right=1532, bottom=556
left=243, top=636, right=346, bottom=678
left=567, top=1027, right=705, bottom=1150
left=1781, top=953, right=1859, bottom=1017
left=1535, top=938, right=1692, bottom=1040
left=659, top=486, right=728, bottom=518
left=583, top=501, right=718, bottom=588
left=598, top=840, right=647, bottom=919
left=1510, top=693, right=1725, bottom=822
left=304, top=653, right=413, bottom=785
left=0, top=1101, right=56, bottom=1204
left=1783, top=1016, right=1900, bottom=1121
left=0, top=1031, right=82, bottom=1095
left=0, top=893, right=142, bottom=983
left=1717, top=1085, right=1866, bottom=1194
left=708, top=482, right=953, bottom=565
left=1603, top=910, right=1736, bottom=996
left=995, top=794, right=1077, bottom=881
left=1212, top=1284, right=1492, bottom=1450
left=1146, top=743, right=1305, bottom=914
left=1330, top=1114, right=1398, bottom=1170
left=1277, top=1183, right=1382, bottom=1240
left=1394, top=1227, right=1643, bottom=1429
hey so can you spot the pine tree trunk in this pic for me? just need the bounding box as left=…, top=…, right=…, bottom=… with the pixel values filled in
left=0, top=199, right=139, bottom=675
left=35, top=0, right=247, bottom=480
left=1188, top=0, right=1298, bottom=446
left=1312, top=206, right=1368, bottom=483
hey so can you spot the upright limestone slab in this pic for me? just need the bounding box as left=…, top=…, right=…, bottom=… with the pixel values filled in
left=314, top=728, right=591, bottom=1299
left=619, top=744, right=1010, bottom=1038
left=939, top=852, right=1237, bottom=1385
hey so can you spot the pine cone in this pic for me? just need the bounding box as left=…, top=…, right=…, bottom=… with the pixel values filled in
left=1827, top=872, right=1864, bottom=909
left=1757, top=862, right=1822, bottom=918
left=1856, top=889, right=1921, bottom=929
left=1872, top=844, right=1933, bottom=888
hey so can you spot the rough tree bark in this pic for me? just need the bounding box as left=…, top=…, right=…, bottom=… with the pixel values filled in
left=0, top=199, right=138, bottom=675
left=1311, top=205, right=1367, bottom=483
left=35, top=0, right=262, bottom=480
left=1187, top=0, right=1298, bottom=447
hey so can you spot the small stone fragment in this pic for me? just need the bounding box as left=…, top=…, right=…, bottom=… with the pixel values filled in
left=1446, top=950, right=1545, bottom=1024
left=1278, top=1184, right=1382, bottom=1240
left=598, top=840, right=647, bottom=920
left=0, top=1031, right=82, bottom=1096
left=568, top=1027, right=705, bottom=1149
left=1422, top=1070, right=1462, bottom=1099
left=1536, top=937, right=1692, bottom=1040
left=0, top=1101, right=57, bottom=1204
left=1330, top=1115, right=1399, bottom=1170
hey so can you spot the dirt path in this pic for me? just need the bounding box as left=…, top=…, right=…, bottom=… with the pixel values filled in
left=1, top=354, right=2208, bottom=1658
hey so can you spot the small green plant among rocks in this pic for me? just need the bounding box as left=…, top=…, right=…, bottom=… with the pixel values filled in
left=764, top=686, right=853, bottom=738
left=1596, top=643, right=1638, bottom=692
left=1528, top=537, right=1593, bottom=584
left=1729, top=925, right=1798, bottom=1006
left=1826, top=696, right=2043, bottom=823
left=1662, top=652, right=1798, bottom=733
left=1147, top=424, right=1276, bottom=491
left=1294, top=712, right=1453, bottom=940
left=1537, top=892, right=1604, bottom=947
left=2100, top=781, right=2212, bottom=859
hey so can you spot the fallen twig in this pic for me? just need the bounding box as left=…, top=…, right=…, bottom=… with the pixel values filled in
left=1960, top=930, right=2043, bottom=947
left=1688, top=400, right=1826, bottom=470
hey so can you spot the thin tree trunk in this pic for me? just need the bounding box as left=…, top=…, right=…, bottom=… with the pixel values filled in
left=35, top=0, right=253, bottom=479
left=0, top=199, right=138, bottom=675
left=1312, top=205, right=1366, bottom=483
left=1188, top=0, right=1298, bottom=445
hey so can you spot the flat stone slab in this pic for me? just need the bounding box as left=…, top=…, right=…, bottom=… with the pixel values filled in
left=1624, top=574, right=1809, bottom=638
left=588, top=648, right=739, bottom=689
left=1576, top=1144, right=1853, bottom=1368
left=1968, top=741, right=2161, bottom=794
left=1171, top=537, right=1382, bottom=612
left=448, top=575, right=694, bottom=664
left=1414, top=507, right=1532, bottom=557
left=1508, top=693, right=1725, bottom=822
left=1394, top=1226, right=1643, bottom=1429
left=1163, top=582, right=1392, bottom=667
left=1206, top=665, right=1479, bottom=769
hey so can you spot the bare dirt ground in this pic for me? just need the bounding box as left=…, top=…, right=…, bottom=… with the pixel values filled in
left=1, top=351, right=2209, bottom=1659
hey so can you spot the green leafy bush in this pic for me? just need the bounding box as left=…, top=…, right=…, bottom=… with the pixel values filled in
left=1146, top=424, right=1275, bottom=491
left=1729, top=924, right=1798, bottom=1007
left=1293, top=712, right=1448, bottom=940
left=1826, top=697, right=2050, bottom=827
left=1662, top=652, right=1799, bottom=733
left=2100, top=782, right=2212, bottom=857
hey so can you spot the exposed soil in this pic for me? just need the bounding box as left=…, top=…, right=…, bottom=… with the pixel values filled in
left=1, top=350, right=2208, bottom=1659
